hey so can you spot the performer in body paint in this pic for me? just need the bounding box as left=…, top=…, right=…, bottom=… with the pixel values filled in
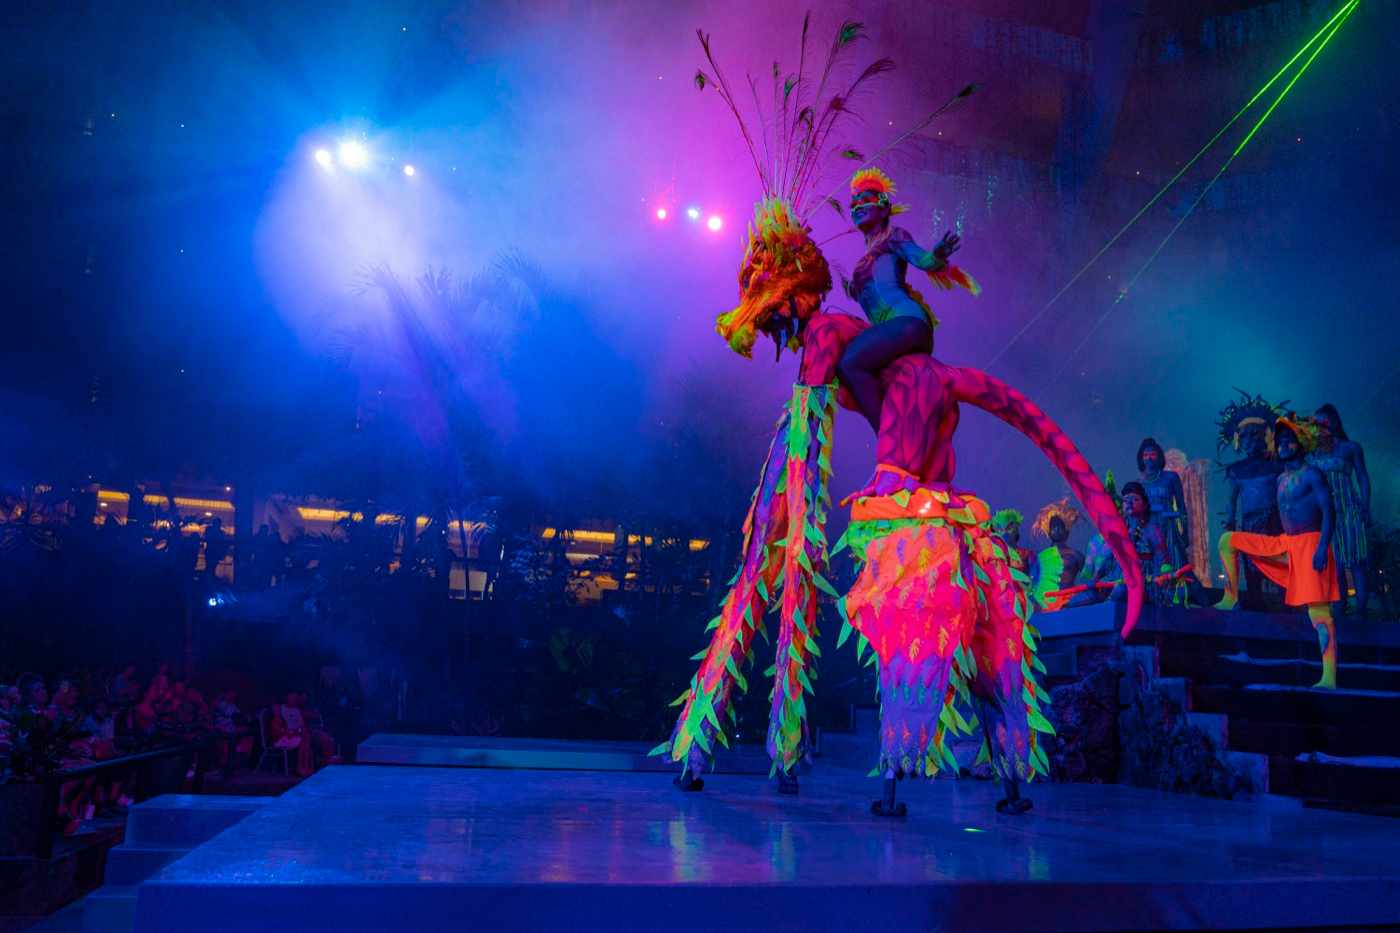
left=1216, top=416, right=1339, bottom=689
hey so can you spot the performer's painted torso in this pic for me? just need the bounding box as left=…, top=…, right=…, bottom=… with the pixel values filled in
left=850, top=227, right=936, bottom=326
left=1277, top=462, right=1327, bottom=535
left=1227, top=456, right=1284, bottom=533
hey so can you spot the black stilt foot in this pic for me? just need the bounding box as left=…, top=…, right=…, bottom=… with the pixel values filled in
left=870, top=777, right=907, bottom=818
left=995, top=778, right=1032, bottom=815
left=673, top=768, right=704, bottom=792
left=777, top=769, right=799, bottom=796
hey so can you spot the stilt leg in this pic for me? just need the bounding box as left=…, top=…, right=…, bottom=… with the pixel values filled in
left=870, top=770, right=907, bottom=818
left=1215, top=532, right=1240, bottom=610
left=975, top=697, right=1033, bottom=815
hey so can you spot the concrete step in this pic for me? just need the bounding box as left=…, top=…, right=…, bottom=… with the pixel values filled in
left=100, top=846, right=187, bottom=886
left=1223, top=751, right=1270, bottom=795
left=1156, top=676, right=1190, bottom=711
left=1225, top=718, right=1400, bottom=758
left=1167, top=651, right=1400, bottom=692
left=1269, top=753, right=1400, bottom=810
left=1191, top=683, right=1400, bottom=726
left=79, top=885, right=136, bottom=933
left=123, top=795, right=267, bottom=848
left=1186, top=712, right=1228, bottom=748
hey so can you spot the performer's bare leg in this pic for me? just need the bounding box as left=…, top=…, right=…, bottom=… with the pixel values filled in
left=1308, top=603, right=1338, bottom=690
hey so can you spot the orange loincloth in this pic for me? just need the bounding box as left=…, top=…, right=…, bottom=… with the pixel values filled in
left=1228, top=530, right=1339, bottom=606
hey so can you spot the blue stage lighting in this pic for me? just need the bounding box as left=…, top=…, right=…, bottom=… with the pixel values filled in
left=338, top=140, right=370, bottom=170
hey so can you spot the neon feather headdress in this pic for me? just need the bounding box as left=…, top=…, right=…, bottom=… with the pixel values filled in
left=1216, top=389, right=1286, bottom=453
left=990, top=508, right=1024, bottom=532
left=849, top=167, right=909, bottom=214
left=1275, top=413, right=1323, bottom=453
left=1032, top=498, right=1081, bottom=540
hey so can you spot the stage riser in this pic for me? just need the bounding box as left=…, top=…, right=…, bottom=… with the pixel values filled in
left=130, top=878, right=1400, bottom=933
left=1191, top=685, right=1400, bottom=724
left=117, top=764, right=1400, bottom=933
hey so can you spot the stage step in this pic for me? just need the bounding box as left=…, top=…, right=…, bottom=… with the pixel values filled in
left=100, top=847, right=187, bottom=886
left=79, top=885, right=136, bottom=933
left=75, top=795, right=269, bottom=933
left=1225, top=718, right=1400, bottom=757
left=122, top=796, right=267, bottom=848
left=1269, top=753, right=1400, bottom=815
left=1191, top=683, right=1400, bottom=724
left=1165, top=651, right=1400, bottom=692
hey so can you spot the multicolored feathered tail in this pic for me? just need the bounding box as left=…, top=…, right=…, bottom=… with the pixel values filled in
left=652, top=384, right=838, bottom=775
left=927, top=264, right=981, bottom=297
left=945, top=365, right=1145, bottom=635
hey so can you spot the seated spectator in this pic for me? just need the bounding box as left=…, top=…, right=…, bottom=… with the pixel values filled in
left=270, top=691, right=336, bottom=777
left=212, top=690, right=252, bottom=775
left=81, top=699, right=117, bottom=741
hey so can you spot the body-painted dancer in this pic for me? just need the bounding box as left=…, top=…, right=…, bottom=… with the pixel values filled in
left=1216, top=416, right=1339, bottom=689
left=1309, top=403, right=1371, bottom=619
left=654, top=15, right=1143, bottom=816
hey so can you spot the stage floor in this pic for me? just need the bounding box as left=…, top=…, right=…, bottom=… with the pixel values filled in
left=131, top=763, right=1400, bottom=932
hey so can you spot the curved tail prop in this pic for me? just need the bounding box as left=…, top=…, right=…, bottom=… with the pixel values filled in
left=946, top=366, right=1145, bottom=636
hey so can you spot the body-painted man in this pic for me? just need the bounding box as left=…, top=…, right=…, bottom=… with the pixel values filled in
left=1309, top=403, right=1372, bottom=619
left=1137, top=438, right=1190, bottom=572
left=1030, top=499, right=1085, bottom=610
left=1216, top=417, right=1339, bottom=689
left=1217, top=392, right=1285, bottom=610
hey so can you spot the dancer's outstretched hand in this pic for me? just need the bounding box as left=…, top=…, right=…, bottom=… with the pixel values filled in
left=934, top=231, right=961, bottom=260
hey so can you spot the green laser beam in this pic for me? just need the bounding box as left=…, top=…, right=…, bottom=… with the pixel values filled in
left=1053, top=1, right=1357, bottom=377
left=981, top=0, right=1358, bottom=370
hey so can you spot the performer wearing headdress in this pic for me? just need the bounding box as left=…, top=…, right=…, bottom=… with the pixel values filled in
left=1309, top=403, right=1372, bottom=618
left=1217, top=391, right=1286, bottom=609
left=657, top=15, right=1144, bottom=815
left=838, top=168, right=977, bottom=433
left=1030, top=499, right=1084, bottom=610
left=990, top=508, right=1032, bottom=575
left=1216, top=416, right=1339, bottom=688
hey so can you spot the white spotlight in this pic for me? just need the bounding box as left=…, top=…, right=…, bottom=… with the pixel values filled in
left=706, top=215, right=723, bottom=232
left=686, top=206, right=701, bottom=221
left=402, top=164, right=416, bottom=177
left=313, top=148, right=334, bottom=170
left=338, top=140, right=370, bottom=170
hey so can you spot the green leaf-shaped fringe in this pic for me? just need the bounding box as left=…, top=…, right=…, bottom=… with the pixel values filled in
left=756, top=578, right=770, bottom=602
left=714, top=728, right=730, bottom=749
left=973, top=563, right=992, bottom=584
left=836, top=618, right=853, bottom=649
left=693, top=726, right=712, bottom=756
left=797, top=668, right=814, bottom=695
left=1021, top=684, right=1035, bottom=706
left=704, top=614, right=722, bottom=632
left=647, top=741, right=671, bottom=757
left=1022, top=625, right=1036, bottom=650
left=975, top=741, right=992, bottom=766
left=787, top=643, right=804, bottom=664
left=669, top=688, right=691, bottom=708
left=690, top=648, right=708, bottom=661
left=863, top=651, right=879, bottom=669
left=757, top=620, right=771, bottom=645
left=764, top=663, right=777, bottom=677
left=855, top=633, right=869, bottom=662
left=808, top=637, right=821, bottom=658
left=1028, top=710, right=1055, bottom=734
left=1032, top=654, right=1047, bottom=674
